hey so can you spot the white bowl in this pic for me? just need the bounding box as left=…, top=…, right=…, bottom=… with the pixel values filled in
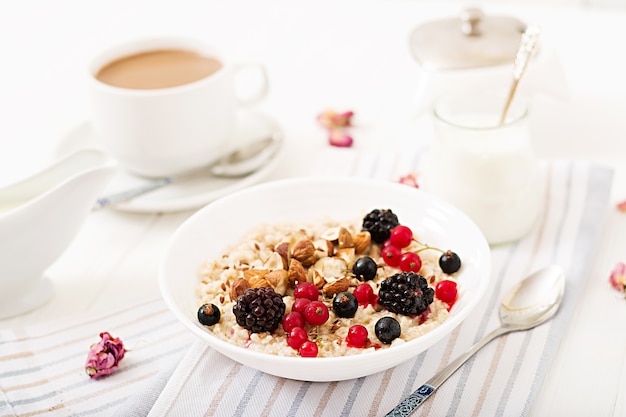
left=159, top=177, right=491, bottom=381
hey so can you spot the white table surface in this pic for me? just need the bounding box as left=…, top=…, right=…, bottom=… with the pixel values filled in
left=1, top=1, right=626, bottom=416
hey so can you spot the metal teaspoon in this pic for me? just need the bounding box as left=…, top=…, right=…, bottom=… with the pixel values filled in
left=93, top=130, right=282, bottom=210
left=385, top=264, right=565, bottom=417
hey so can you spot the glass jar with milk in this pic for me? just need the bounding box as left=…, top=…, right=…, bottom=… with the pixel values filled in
left=421, top=92, right=541, bottom=245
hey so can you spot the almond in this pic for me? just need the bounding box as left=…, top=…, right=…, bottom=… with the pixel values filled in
left=244, top=269, right=270, bottom=288
left=322, top=277, right=350, bottom=296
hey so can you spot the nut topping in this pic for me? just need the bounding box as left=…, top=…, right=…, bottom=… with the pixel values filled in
left=229, top=277, right=249, bottom=301
left=292, top=240, right=316, bottom=267
left=322, top=277, right=350, bottom=296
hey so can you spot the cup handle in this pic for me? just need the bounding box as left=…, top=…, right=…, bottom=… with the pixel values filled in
left=233, top=62, right=269, bottom=107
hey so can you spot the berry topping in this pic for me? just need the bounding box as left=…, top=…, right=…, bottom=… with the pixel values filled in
left=292, top=297, right=311, bottom=314
left=435, top=280, right=458, bottom=305
left=378, top=272, right=434, bottom=316
left=353, top=256, right=378, bottom=281
left=332, top=291, right=358, bottom=318
left=399, top=252, right=422, bottom=273
left=282, top=311, right=305, bottom=333
left=375, top=317, right=401, bottom=344
left=233, top=287, right=286, bottom=333
left=362, top=209, right=400, bottom=244
left=197, top=303, right=221, bottom=326
left=439, top=250, right=462, bottom=274
left=346, top=324, right=369, bottom=348
left=389, top=225, right=413, bottom=248
left=303, top=300, right=330, bottom=326
left=353, top=283, right=376, bottom=307
left=287, top=327, right=308, bottom=349
left=381, top=243, right=402, bottom=267
left=294, top=281, right=320, bottom=301
left=299, top=340, right=319, bottom=357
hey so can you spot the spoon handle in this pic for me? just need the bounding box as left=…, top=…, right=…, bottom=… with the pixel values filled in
left=93, top=178, right=172, bottom=210
left=384, top=326, right=511, bottom=417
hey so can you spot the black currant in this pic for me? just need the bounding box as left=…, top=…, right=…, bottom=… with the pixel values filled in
left=197, top=303, right=221, bottom=326
left=353, top=256, right=378, bottom=281
left=439, top=250, right=461, bottom=274
left=332, top=292, right=358, bottom=318
left=375, top=316, right=401, bottom=344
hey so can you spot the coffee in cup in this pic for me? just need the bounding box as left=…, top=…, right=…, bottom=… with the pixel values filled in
left=88, top=37, right=268, bottom=178
left=95, top=49, right=223, bottom=90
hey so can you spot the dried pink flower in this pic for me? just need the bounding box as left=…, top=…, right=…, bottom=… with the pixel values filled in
left=317, top=110, right=354, bottom=129
left=318, top=109, right=355, bottom=148
left=609, top=262, right=626, bottom=294
left=328, top=128, right=353, bottom=147
left=85, top=332, right=126, bottom=378
left=617, top=199, right=626, bottom=212
left=398, top=172, right=419, bottom=188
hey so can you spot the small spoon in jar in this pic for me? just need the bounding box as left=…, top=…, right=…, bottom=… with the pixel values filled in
left=384, top=264, right=565, bottom=417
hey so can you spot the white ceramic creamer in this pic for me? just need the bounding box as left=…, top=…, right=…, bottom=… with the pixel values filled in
left=0, top=149, right=116, bottom=318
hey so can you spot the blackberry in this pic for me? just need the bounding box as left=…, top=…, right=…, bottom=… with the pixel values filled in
left=362, top=209, right=400, bottom=244
left=378, top=272, right=434, bottom=316
left=233, top=287, right=285, bottom=333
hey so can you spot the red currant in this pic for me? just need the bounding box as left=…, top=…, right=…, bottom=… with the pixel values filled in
left=303, top=301, right=329, bottom=326
left=299, top=340, right=319, bottom=357
left=399, top=252, right=422, bottom=272
left=287, top=327, right=308, bottom=349
left=294, top=282, right=319, bottom=301
left=389, top=225, right=413, bottom=248
left=346, top=325, right=369, bottom=348
left=282, top=311, right=305, bottom=333
left=353, top=283, right=374, bottom=306
left=292, top=297, right=311, bottom=314
left=381, top=243, right=402, bottom=267
left=435, top=280, right=458, bottom=304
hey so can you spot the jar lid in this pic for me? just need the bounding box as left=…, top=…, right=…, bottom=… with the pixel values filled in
left=409, top=8, right=526, bottom=70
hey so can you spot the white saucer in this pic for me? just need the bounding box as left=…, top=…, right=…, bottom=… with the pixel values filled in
left=55, top=110, right=284, bottom=213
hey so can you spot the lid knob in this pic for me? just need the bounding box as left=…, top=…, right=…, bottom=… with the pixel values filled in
left=460, top=8, right=484, bottom=36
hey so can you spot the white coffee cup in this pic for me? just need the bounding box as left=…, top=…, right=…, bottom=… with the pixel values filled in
left=88, top=37, right=268, bottom=178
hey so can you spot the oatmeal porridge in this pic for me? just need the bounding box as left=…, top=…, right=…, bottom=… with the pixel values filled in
left=196, top=209, right=461, bottom=358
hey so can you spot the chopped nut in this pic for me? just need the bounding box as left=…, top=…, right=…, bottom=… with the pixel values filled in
left=288, top=258, right=307, bottom=286
left=335, top=248, right=356, bottom=269
left=311, top=257, right=348, bottom=282
left=266, top=269, right=289, bottom=295
left=264, top=252, right=284, bottom=270
left=330, top=319, right=341, bottom=332
left=229, top=277, right=249, bottom=301
left=275, top=242, right=290, bottom=269
left=310, top=269, right=326, bottom=289
left=353, top=231, right=371, bottom=254
left=292, top=240, right=316, bottom=267
left=320, top=226, right=341, bottom=241
left=337, top=227, right=354, bottom=249
left=322, top=277, right=350, bottom=296
left=244, top=269, right=270, bottom=288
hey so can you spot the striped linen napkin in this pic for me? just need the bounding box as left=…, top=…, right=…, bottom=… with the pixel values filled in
left=0, top=154, right=613, bottom=417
